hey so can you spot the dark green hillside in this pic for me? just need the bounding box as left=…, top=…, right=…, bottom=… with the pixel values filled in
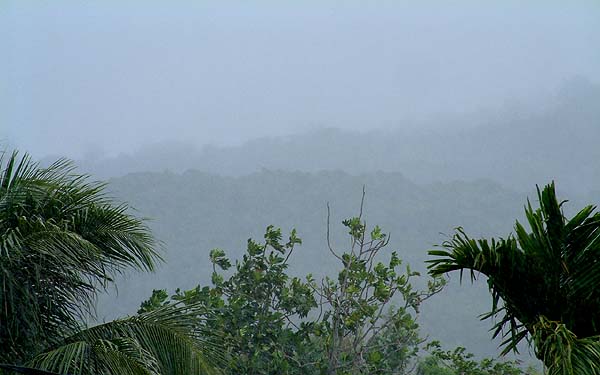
left=97, top=169, right=529, bottom=358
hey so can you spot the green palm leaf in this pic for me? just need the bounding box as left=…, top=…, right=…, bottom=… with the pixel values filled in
left=532, top=317, right=600, bottom=375
left=28, top=301, right=224, bottom=375
left=428, top=182, right=600, bottom=373
left=0, top=364, right=61, bottom=375
left=0, top=151, right=160, bottom=362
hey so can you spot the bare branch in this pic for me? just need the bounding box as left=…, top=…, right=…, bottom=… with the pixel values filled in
left=326, top=202, right=342, bottom=261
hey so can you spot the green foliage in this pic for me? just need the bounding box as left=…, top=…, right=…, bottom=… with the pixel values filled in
left=147, top=206, right=467, bottom=374
left=316, top=209, right=446, bottom=374
left=3, top=148, right=535, bottom=375
left=0, top=152, right=218, bottom=374
left=102, top=165, right=532, bottom=358
left=156, top=225, right=317, bottom=374
left=138, top=290, right=170, bottom=314
left=0, top=151, right=160, bottom=363
left=1, top=150, right=532, bottom=375
left=531, top=317, right=600, bottom=375
left=28, top=302, right=221, bottom=375
left=428, top=182, right=600, bottom=374
left=0, top=364, right=61, bottom=375
left=419, top=342, right=533, bottom=375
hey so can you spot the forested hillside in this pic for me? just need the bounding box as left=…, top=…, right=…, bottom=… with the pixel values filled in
left=98, top=170, right=537, bottom=358
left=71, top=78, right=600, bottom=194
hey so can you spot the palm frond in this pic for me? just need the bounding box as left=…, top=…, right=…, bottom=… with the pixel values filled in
left=0, top=152, right=161, bottom=362
left=29, top=302, right=224, bottom=375
left=0, top=364, right=61, bottom=375
left=30, top=339, right=157, bottom=375
left=428, top=182, right=600, bottom=370
left=533, top=317, right=600, bottom=375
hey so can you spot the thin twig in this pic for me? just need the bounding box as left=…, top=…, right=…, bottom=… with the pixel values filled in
left=326, top=202, right=342, bottom=261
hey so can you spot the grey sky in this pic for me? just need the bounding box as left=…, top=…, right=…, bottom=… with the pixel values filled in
left=2, top=1, right=600, bottom=158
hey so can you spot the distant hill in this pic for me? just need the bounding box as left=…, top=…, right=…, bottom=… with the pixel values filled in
left=97, top=169, right=546, bottom=359
left=61, top=78, right=600, bottom=195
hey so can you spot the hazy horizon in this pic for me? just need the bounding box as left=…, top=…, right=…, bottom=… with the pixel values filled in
left=3, top=1, right=600, bottom=159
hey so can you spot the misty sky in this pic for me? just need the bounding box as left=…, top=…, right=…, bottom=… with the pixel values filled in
left=2, top=1, right=600, bottom=158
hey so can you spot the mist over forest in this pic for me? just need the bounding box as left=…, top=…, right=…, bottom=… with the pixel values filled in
left=3, top=1, right=600, bottom=373
left=58, top=78, right=600, bottom=195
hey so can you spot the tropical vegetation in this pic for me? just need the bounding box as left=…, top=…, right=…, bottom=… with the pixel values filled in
left=0, top=151, right=219, bottom=374
left=141, top=197, right=532, bottom=374
left=1, top=151, right=548, bottom=374
left=428, top=182, right=600, bottom=374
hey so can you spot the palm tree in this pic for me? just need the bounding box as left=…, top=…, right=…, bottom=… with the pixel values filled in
left=428, top=182, right=600, bottom=374
left=0, top=151, right=221, bottom=374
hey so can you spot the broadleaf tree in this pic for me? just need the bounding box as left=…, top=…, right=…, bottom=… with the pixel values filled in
left=142, top=193, right=528, bottom=374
